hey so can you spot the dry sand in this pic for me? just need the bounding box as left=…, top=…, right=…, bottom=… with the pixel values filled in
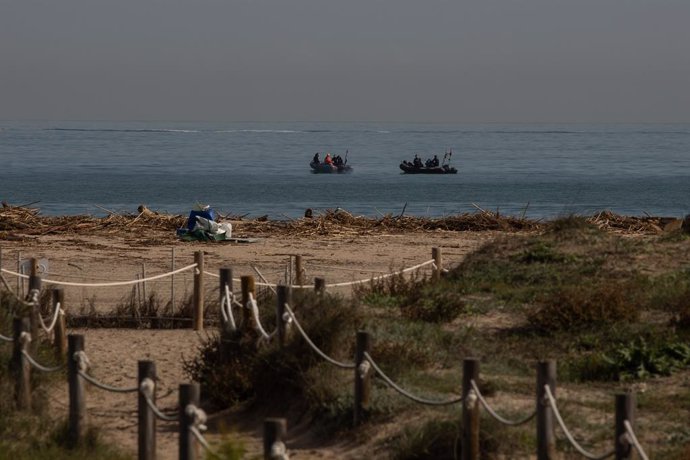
left=1, top=228, right=497, bottom=459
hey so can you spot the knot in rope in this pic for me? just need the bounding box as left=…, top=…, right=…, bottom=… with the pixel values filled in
left=358, top=360, right=371, bottom=379
left=185, top=404, right=208, bottom=431
left=247, top=293, right=257, bottom=310
left=282, top=311, right=293, bottom=324
left=27, top=288, right=40, bottom=305
left=270, top=441, right=289, bottom=459
left=19, top=331, right=32, bottom=348
left=465, top=388, right=478, bottom=410
left=73, top=350, right=90, bottom=372
left=140, top=377, right=155, bottom=396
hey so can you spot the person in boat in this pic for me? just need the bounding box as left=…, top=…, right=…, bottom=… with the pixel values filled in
left=324, top=153, right=333, bottom=165
left=313, top=152, right=320, bottom=164
left=432, top=155, right=439, bottom=167
left=413, top=154, right=423, bottom=168
left=425, top=157, right=433, bottom=167
left=333, top=155, right=341, bottom=166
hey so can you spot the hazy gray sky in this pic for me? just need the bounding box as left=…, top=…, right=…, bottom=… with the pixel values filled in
left=1, top=0, right=689, bottom=122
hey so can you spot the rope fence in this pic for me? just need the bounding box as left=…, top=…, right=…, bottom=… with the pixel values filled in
left=469, top=379, right=536, bottom=426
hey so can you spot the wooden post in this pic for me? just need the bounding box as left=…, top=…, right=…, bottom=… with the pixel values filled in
left=276, top=285, right=290, bottom=347
left=314, top=277, right=326, bottom=294
left=68, top=334, right=86, bottom=448
left=138, top=360, right=157, bottom=460
left=354, top=331, right=371, bottom=426
left=193, top=251, right=204, bottom=331
left=432, top=247, right=443, bottom=281
left=219, top=268, right=233, bottom=334
left=537, top=360, right=557, bottom=460
left=462, top=358, right=480, bottom=460
left=615, top=393, right=635, bottom=460
left=294, top=255, right=304, bottom=286
left=142, top=262, right=147, bottom=302
left=179, top=383, right=200, bottom=460
left=263, top=418, right=287, bottom=460
left=16, top=250, right=21, bottom=297
left=28, top=258, right=41, bottom=353
left=11, top=317, right=31, bottom=410
left=170, top=248, right=176, bottom=310
left=52, top=288, right=67, bottom=361
left=241, top=275, right=255, bottom=330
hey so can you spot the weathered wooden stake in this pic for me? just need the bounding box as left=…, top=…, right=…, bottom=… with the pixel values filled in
left=28, top=258, right=41, bottom=353
left=241, top=275, right=255, bottom=330
left=142, top=262, right=147, bottom=302
left=537, top=360, right=557, bottom=460
left=219, top=268, right=233, bottom=334
left=314, top=277, right=326, bottom=294
left=432, top=247, right=443, bottom=281
left=52, top=288, right=67, bottom=360
left=263, top=418, right=287, bottom=460
left=462, top=358, right=480, bottom=460
left=138, top=360, right=157, bottom=460
left=294, top=255, right=304, bottom=286
left=12, top=317, right=31, bottom=410
left=179, top=383, right=200, bottom=460
left=170, top=247, right=176, bottom=309
left=354, top=331, right=371, bottom=426
left=193, top=251, right=204, bottom=331
left=615, top=392, right=636, bottom=460
left=276, top=285, right=291, bottom=347
left=68, top=334, right=86, bottom=448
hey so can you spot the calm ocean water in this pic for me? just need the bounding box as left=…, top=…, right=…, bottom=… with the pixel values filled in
left=1, top=121, right=689, bottom=219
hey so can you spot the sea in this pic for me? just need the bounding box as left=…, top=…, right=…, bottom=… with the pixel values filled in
left=1, top=121, right=689, bottom=220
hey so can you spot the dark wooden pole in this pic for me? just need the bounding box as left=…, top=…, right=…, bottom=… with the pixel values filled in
left=615, top=393, right=636, bottom=460
left=138, top=361, right=157, bottom=460
left=537, top=360, right=557, bottom=460
left=462, top=358, right=480, bottom=460
left=354, top=331, right=371, bottom=426
left=193, top=251, right=204, bottom=331
left=314, top=277, right=326, bottom=294
left=241, top=275, right=255, bottom=330
left=28, top=258, right=41, bottom=353
left=11, top=317, right=31, bottom=410
left=68, top=334, right=86, bottom=448
left=179, top=383, right=200, bottom=460
left=294, top=255, right=304, bottom=286
left=263, top=418, right=287, bottom=460
left=432, top=247, right=443, bottom=281
left=219, top=268, right=233, bottom=334
left=52, top=288, right=67, bottom=361
left=276, top=285, right=291, bottom=347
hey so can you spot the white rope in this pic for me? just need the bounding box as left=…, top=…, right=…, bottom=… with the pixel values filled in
left=252, top=266, right=278, bottom=294
left=624, top=420, right=649, bottom=460
left=0, top=264, right=198, bottom=288
left=284, top=303, right=355, bottom=369
left=364, top=352, right=463, bottom=406
left=248, top=293, right=274, bottom=340
left=73, top=351, right=138, bottom=393
left=190, top=426, right=214, bottom=453
left=140, top=378, right=179, bottom=422
left=270, top=441, right=290, bottom=460
left=222, top=285, right=237, bottom=331
left=38, top=302, right=63, bottom=334
left=1, top=267, right=29, bottom=279
left=470, top=380, right=536, bottom=426
left=0, top=332, right=13, bottom=342
left=325, top=260, right=435, bottom=288
left=21, top=349, right=65, bottom=373
left=78, top=370, right=139, bottom=393
left=544, top=386, right=615, bottom=460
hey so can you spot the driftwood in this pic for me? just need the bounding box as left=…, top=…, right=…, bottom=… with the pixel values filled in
left=0, top=202, right=680, bottom=241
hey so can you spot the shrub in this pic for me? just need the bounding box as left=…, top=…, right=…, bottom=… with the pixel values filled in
left=526, top=280, right=641, bottom=332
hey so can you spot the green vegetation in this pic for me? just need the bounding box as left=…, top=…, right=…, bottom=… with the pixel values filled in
left=0, top=292, right=131, bottom=460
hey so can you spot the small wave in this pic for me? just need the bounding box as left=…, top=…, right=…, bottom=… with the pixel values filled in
left=46, top=128, right=200, bottom=133
left=214, top=129, right=302, bottom=134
